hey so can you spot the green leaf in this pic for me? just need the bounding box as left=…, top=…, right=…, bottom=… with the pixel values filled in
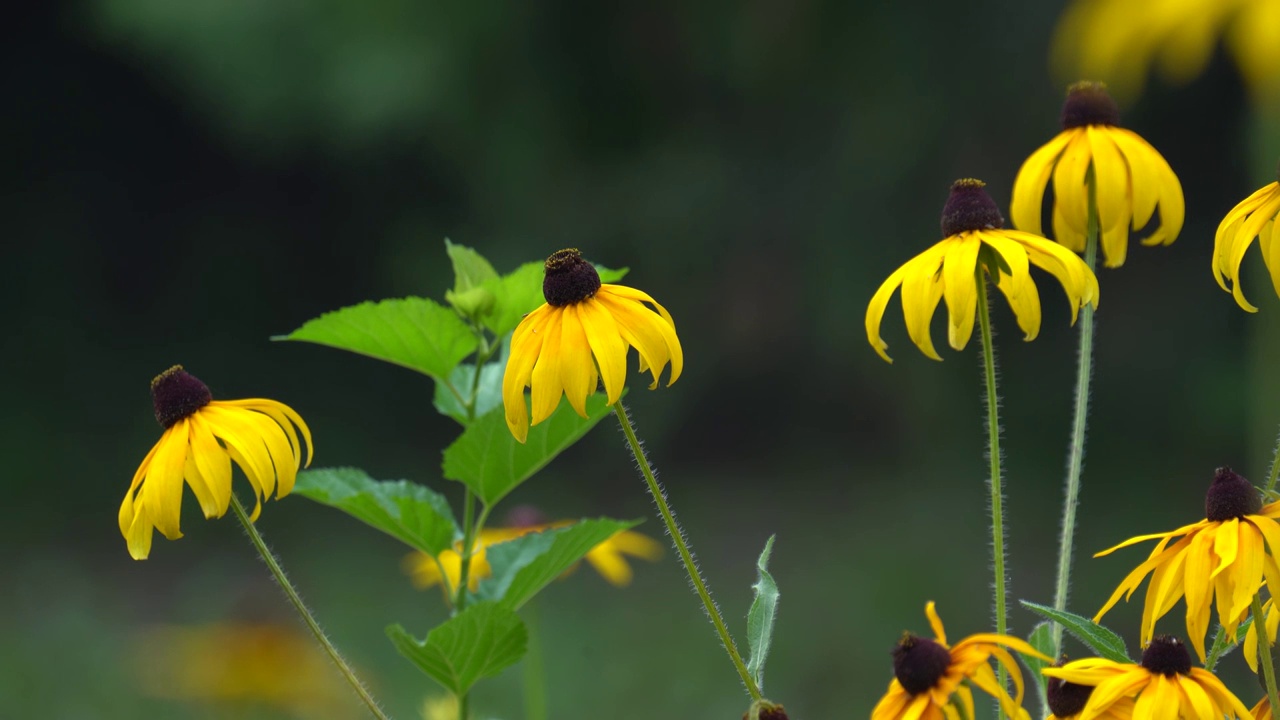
left=277, top=297, right=476, bottom=382
left=476, top=518, right=639, bottom=609
left=1205, top=617, right=1255, bottom=671
left=1021, top=622, right=1054, bottom=715
left=386, top=602, right=527, bottom=696
left=444, top=240, right=499, bottom=317
left=596, top=265, right=629, bottom=283
left=293, top=468, right=460, bottom=556
left=1021, top=601, right=1132, bottom=663
left=442, top=392, right=617, bottom=507
left=746, top=535, right=780, bottom=691
left=481, top=261, right=630, bottom=339
left=433, top=361, right=504, bottom=425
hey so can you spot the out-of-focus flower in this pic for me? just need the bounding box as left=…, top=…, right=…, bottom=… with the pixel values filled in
left=421, top=694, right=459, bottom=720
left=1245, top=598, right=1280, bottom=674
left=1046, top=670, right=1135, bottom=719
left=1255, top=696, right=1275, bottom=720
left=133, top=622, right=354, bottom=719
left=866, top=178, right=1098, bottom=362
left=120, top=366, right=313, bottom=560
left=1214, top=175, right=1280, bottom=311
left=502, top=248, right=682, bottom=443
left=1011, top=82, right=1183, bottom=268
left=1052, top=0, right=1280, bottom=104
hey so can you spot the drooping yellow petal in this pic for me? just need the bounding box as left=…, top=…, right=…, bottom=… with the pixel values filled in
left=202, top=406, right=278, bottom=501
left=1011, top=130, right=1074, bottom=236
left=1111, top=128, right=1183, bottom=247
left=993, top=269, right=1042, bottom=342
left=1087, top=125, right=1130, bottom=233
left=1265, top=218, right=1280, bottom=301
left=1140, top=543, right=1186, bottom=645
left=529, top=308, right=566, bottom=425
left=941, top=234, right=981, bottom=351
left=555, top=305, right=595, bottom=417
left=866, top=264, right=910, bottom=363
left=1016, top=230, right=1100, bottom=319
left=899, top=245, right=947, bottom=361
left=578, top=298, right=629, bottom=405
left=583, top=545, right=635, bottom=586
left=502, top=304, right=553, bottom=442
left=221, top=399, right=314, bottom=469
left=120, top=440, right=162, bottom=539
left=1188, top=668, right=1253, bottom=719
left=1052, top=130, right=1093, bottom=235
left=1183, top=529, right=1217, bottom=661
left=925, top=601, right=947, bottom=646
left=181, top=444, right=221, bottom=519
left=595, top=291, right=675, bottom=389
left=145, top=420, right=190, bottom=541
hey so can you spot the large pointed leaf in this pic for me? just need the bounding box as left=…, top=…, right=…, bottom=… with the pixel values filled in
left=293, top=468, right=460, bottom=556
left=387, top=602, right=527, bottom=696
left=475, top=518, right=639, bottom=609
left=442, top=393, right=617, bottom=506
left=1021, top=601, right=1132, bottom=663
left=433, top=361, right=504, bottom=426
left=277, top=297, right=476, bottom=382
left=746, top=535, right=780, bottom=691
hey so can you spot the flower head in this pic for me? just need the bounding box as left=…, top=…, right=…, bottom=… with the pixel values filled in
left=119, top=366, right=313, bottom=560
left=871, top=601, right=1048, bottom=720
left=1011, top=82, right=1183, bottom=268
left=1093, top=467, right=1280, bottom=661
left=1046, top=669, right=1135, bottom=720
left=502, top=249, right=682, bottom=443
left=1213, top=174, right=1280, bottom=312
left=1042, top=637, right=1252, bottom=720
left=866, top=178, right=1099, bottom=362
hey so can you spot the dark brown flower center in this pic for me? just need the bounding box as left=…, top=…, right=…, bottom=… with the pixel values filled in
left=542, top=249, right=602, bottom=307
left=1205, top=467, right=1261, bottom=521
left=941, top=178, right=1005, bottom=237
left=892, top=634, right=951, bottom=695
left=151, top=365, right=212, bottom=428
left=1061, top=81, right=1120, bottom=129
left=1046, top=674, right=1093, bottom=718
left=1140, top=636, right=1191, bottom=677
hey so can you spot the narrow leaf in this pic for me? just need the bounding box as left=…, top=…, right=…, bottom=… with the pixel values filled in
left=1021, top=622, right=1054, bottom=715
left=387, top=602, right=527, bottom=696
left=1021, top=601, right=1132, bottom=663
left=293, top=468, right=460, bottom=556
left=1205, top=617, right=1255, bottom=671
left=746, top=536, right=780, bottom=690
left=277, top=297, right=476, bottom=382
left=442, top=393, right=617, bottom=507
left=477, top=518, right=639, bottom=609
left=433, top=361, right=504, bottom=425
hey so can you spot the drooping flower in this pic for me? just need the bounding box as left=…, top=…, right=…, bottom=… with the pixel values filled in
left=866, top=178, right=1099, bottom=362
left=1213, top=173, right=1280, bottom=312
left=1046, top=670, right=1135, bottom=720
left=870, top=601, right=1048, bottom=720
left=502, top=249, right=682, bottom=443
left=1093, top=467, right=1280, bottom=661
left=1011, top=82, right=1183, bottom=268
left=1041, top=637, right=1252, bottom=720
left=119, top=366, right=313, bottom=560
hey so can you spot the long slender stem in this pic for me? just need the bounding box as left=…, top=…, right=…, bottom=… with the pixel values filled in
left=1265, top=427, right=1280, bottom=496
left=1051, top=186, right=1100, bottom=656
left=976, top=277, right=1009, bottom=718
left=1255, top=593, right=1280, bottom=718
left=612, top=402, right=763, bottom=701
left=229, top=495, right=392, bottom=720
left=456, top=489, right=477, bottom=612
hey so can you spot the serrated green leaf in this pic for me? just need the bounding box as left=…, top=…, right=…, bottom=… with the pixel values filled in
left=1205, top=616, right=1255, bottom=671
left=442, top=393, right=617, bottom=507
left=444, top=240, right=499, bottom=317
left=387, top=602, right=527, bottom=696
left=1022, top=621, right=1053, bottom=715
left=1021, top=601, right=1132, bottom=663
left=277, top=297, right=476, bottom=382
left=746, top=535, right=780, bottom=691
left=293, top=468, right=460, bottom=556
left=475, top=518, right=639, bottom=609
left=433, top=362, right=504, bottom=425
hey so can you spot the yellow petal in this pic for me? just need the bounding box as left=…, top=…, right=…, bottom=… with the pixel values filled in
left=899, top=246, right=947, bottom=361
left=202, top=406, right=279, bottom=500
left=1087, top=126, right=1130, bottom=233
left=529, top=309, right=566, bottom=426
left=1052, top=130, right=1093, bottom=235
left=144, top=421, right=190, bottom=541
left=554, top=305, right=595, bottom=417
left=1111, top=128, right=1183, bottom=246
left=583, top=546, right=634, bottom=586
left=598, top=285, right=683, bottom=385
left=1011, top=131, right=1074, bottom=235
left=866, top=263, right=910, bottom=363
left=941, top=234, right=982, bottom=351
left=120, top=439, right=162, bottom=539
left=578, top=297, right=629, bottom=405
left=502, top=304, right=553, bottom=442
left=596, top=291, right=674, bottom=388
left=925, top=601, right=947, bottom=646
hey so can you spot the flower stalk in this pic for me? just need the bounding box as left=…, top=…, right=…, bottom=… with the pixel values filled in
left=1256, top=593, right=1280, bottom=718
left=976, top=274, right=1010, bottom=717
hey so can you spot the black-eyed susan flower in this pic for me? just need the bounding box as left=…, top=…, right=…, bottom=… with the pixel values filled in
left=119, top=366, right=313, bottom=560
left=1093, top=467, right=1280, bottom=661
left=870, top=601, right=1048, bottom=720
left=1011, top=82, right=1183, bottom=269
left=1214, top=172, right=1280, bottom=312
left=1046, top=670, right=1135, bottom=720
left=502, top=249, right=682, bottom=443
left=1041, top=637, right=1252, bottom=720
left=866, top=178, right=1099, bottom=362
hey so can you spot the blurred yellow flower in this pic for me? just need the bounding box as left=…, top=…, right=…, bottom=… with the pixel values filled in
left=1244, top=597, right=1279, bottom=674
left=119, top=366, right=312, bottom=560
left=421, top=695, right=459, bottom=720
left=1255, top=696, right=1275, bottom=720
left=1214, top=178, right=1280, bottom=311
left=1052, top=0, right=1280, bottom=103
left=1011, top=82, right=1183, bottom=268
left=502, top=248, right=682, bottom=443
left=405, top=522, right=662, bottom=593
left=866, top=178, right=1098, bottom=362
left=133, top=622, right=354, bottom=719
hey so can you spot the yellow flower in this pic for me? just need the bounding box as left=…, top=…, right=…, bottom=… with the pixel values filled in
left=1051, top=0, right=1280, bottom=104
left=1245, top=597, right=1280, bottom=674
left=502, top=248, right=682, bottom=443
left=1093, top=468, right=1280, bottom=661
left=421, top=695, right=459, bottom=720
left=1254, top=696, right=1275, bottom=720
left=871, top=601, right=1048, bottom=720
left=866, top=178, right=1099, bottom=362
left=1046, top=672, right=1135, bottom=720
left=1042, top=638, right=1252, bottom=720
left=1213, top=178, right=1280, bottom=311
left=404, top=522, right=661, bottom=592
left=1011, top=82, right=1183, bottom=269
left=119, top=366, right=313, bottom=560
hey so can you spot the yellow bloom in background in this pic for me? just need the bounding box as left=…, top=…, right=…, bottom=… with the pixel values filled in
left=1045, top=671, right=1135, bottom=720
left=1011, top=82, right=1183, bottom=268
left=1214, top=177, right=1280, bottom=311
left=1052, top=0, right=1280, bottom=104
left=870, top=601, right=1048, bottom=720
left=119, top=366, right=313, bottom=560
left=1244, top=597, right=1280, bottom=674
left=1093, top=468, right=1280, bottom=661
left=1255, top=696, right=1275, bottom=720
left=1042, top=637, right=1252, bottom=720
left=866, top=178, right=1099, bottom=362
left=502, top=248, right=682, bottom=443
left=421, top=695, right=459, bottom=720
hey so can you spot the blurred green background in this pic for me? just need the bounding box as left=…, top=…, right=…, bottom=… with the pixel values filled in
left=5, top=1, right=1280, bottom=718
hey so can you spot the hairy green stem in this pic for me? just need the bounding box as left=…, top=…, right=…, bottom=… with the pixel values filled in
left=976, top=277, right=1009, bottom=718
left=1266, top=427, right=1280, bottom=496
left=612, top=402, right=763, bottom=701
left=1256, top=593, right=1280, bottom=719
left=230, top=495, right=392, bottom=720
